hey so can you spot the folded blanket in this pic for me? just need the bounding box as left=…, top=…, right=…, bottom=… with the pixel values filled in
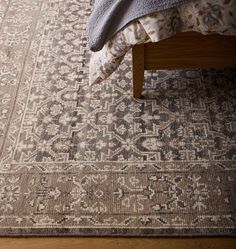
left=87, top=0, right=192, bottom=52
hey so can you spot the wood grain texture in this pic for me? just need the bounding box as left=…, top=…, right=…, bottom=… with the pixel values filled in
left=143, top=32, right=236, bottom=70
left=132, top=43, right=145, bottom=98
left=0, top=238, right=236, bottom=249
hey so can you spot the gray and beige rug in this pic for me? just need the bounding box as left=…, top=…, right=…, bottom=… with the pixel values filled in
left=0, top=0, right=235, bottom=236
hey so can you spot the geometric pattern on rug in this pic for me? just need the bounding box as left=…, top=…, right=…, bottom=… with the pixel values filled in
left=0, top=0, right=235, bottom=236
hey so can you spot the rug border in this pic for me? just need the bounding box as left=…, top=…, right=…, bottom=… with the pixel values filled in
left=0, top=227, right=235, bottom=237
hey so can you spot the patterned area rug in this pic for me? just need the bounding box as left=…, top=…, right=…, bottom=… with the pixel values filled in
left=0, top=0, right=236, bottom=236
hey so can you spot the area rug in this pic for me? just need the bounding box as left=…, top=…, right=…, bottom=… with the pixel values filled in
left=0, top=0, right=235, bottom=236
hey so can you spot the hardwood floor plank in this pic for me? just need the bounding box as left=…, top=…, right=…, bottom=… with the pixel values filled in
left=0, top=238, right=235, bottom=249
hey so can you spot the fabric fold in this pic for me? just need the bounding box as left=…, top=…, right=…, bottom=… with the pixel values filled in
left=87, top=0, right=192, bottom=51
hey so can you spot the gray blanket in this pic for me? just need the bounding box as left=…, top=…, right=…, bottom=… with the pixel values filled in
left=87, top=0, right=192, bottom=52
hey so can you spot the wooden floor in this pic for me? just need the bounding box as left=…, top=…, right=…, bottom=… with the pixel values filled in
left=0, top=238, right=235, bottom=249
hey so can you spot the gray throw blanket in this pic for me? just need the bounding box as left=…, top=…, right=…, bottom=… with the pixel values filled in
left=87, top=0, right=192, bottom=52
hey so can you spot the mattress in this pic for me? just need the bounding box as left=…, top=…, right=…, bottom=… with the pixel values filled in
left=89, top=0, right=236, bottom=85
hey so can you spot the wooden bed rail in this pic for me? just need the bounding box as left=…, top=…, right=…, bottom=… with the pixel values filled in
left=132, top=32, right=236, bottom=98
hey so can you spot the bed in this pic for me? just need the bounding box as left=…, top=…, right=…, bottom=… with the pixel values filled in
left=132, top=32, right=236, bottom=98
left=87, top=0, right=236, bottom=97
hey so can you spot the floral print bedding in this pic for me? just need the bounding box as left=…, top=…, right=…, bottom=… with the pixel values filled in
left=89, top=0, right=236, bottom=84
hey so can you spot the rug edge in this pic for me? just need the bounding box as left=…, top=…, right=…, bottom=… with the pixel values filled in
left=0, top=228, right=235, bottom=237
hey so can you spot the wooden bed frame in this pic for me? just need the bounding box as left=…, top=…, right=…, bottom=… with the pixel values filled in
left=132, top=32, right=236, bottom=98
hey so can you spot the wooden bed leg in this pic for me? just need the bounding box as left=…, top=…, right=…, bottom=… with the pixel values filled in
left=132, top=44, right=144, bottom=98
